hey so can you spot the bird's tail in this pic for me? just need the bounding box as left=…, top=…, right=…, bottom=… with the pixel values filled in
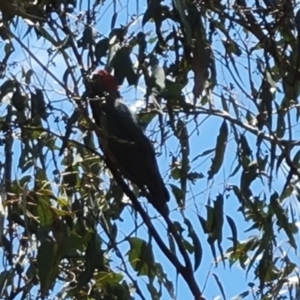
left=148, top=182, right=170, bottom=215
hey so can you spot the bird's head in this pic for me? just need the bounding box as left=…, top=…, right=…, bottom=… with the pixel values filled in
left=90, top=70, right=120, bottom=99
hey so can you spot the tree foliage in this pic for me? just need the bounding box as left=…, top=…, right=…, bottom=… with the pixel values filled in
left=0, top=0, right=300, bottom=299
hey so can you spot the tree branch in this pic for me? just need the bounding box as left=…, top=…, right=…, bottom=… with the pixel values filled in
left=105, top=159, right=203, bottom=300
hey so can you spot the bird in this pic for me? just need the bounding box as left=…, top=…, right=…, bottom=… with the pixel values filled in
left=87, top=70, right=170, bottom=214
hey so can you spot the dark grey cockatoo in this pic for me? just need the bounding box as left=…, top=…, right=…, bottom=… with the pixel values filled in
left=88, top=70, right=169, bottom=214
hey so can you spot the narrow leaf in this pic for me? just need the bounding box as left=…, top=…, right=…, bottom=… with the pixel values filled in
left=208, top=121, right=228, bottom=180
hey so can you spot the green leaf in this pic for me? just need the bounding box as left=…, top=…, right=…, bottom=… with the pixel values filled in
left=246, top=238, right=266, bottom=276
left=232, top=290, right=250, bottom=300
left=173, top=0, right=192, bottom=44
left=187, top=171, right=204, bottom=183
left=0, top=270, right=12, bottom=289
left=137, top=32, right=147, bottom=64
left=184, top=218, right=202, bottom=271
left=212, top=273, right=227, bottom=300
left=62, top=165, right=78, bottom=196
left=37, top=198, right=54, bottom=229
left=168, top=234, right=176, bottom=255
left=154, top=263, right=175, bottom=298
left=77, top=26, right=96, bottom=49
left=138, top=111, right=156, bottom=131
left=112, top=46, right=136, bottom=86
left=69, top=228, right=92, bottom=252
left=169, top=184, right=184, bottom=207
left=31, top=88, right=47, bottom=123
left=11, top=89, right=26, bottom=112
left=280, top=184, right=293, bottom=201
left=142, top=0, right=160, bottom=26
left=239, top=135, right=252, bottom=157
left=226, top=215, right=238, bottom=252
left=240, top=161, right=258, bottom=195
left=62, top=66, right=77, bottom=89
left=148, top=35, right=158, bottom=44
left=4, top=41, right=14, bottom=56
left=208, top=121, right=228, bottom=180
left=105, top=182, right=125, bottom=219
left=37, top=239, right=60, bottom=297
left=190, top=23, right=211, bottom=99
left=198, top=214, right=208, bottom=234
left=111, top=12, right=118, bottom=30
left=192, top=148, right=215, bottom=162
left=270, top=192, right=297, bottom=249
left=259, top=77, right=274, bottom=128
left=222, top=38, right=242, bottom=56
left=0, top=80, right=15, bottom=102
left=147, top=282, right=161, bottom=299
left=163, top=80, right=184, bottom=101
left=176, top=119, right=189, bottom=205
left=127, top=237, right=155, bottom=279
left=293, top=149, right=300, bottom=167
left=220, top=93, right=229, bottom=112
left=35, top=25, right=58, bottom=46
left=35, top=89, right=47, bottom=119
left=205, top=205, right=216, bottom=234
left=213, top=194, right=224, bottom=244
left=95, top=38, right=109, bottom=63
left=24, top=69, right=34, bottom=85
left=59, top=109, right=80, bottom=156
left=78, top=233, right=99, bottom=287
left=109, top=28, right=127, bottom=42
left=95, top=271, right=123, bottom=285
left=275, top=102, right=286, bottom=138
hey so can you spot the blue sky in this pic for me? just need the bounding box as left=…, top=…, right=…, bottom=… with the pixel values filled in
left=1, top=0, right=300, bottom=299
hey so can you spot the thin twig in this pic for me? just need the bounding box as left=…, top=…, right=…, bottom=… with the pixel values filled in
left=4, top=105, right=13, bottom=265
left=100, top=215, right=147, bottom=300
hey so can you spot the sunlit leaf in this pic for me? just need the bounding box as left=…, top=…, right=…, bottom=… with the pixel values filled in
left=37, top=198, right=54, bottom=229
left=127, top=237, right=155, bottom=279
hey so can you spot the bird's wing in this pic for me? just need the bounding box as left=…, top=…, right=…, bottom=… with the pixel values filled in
left=104, top=100, right=156, bottom=158
left=102, top=100, right=170, bottom=206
